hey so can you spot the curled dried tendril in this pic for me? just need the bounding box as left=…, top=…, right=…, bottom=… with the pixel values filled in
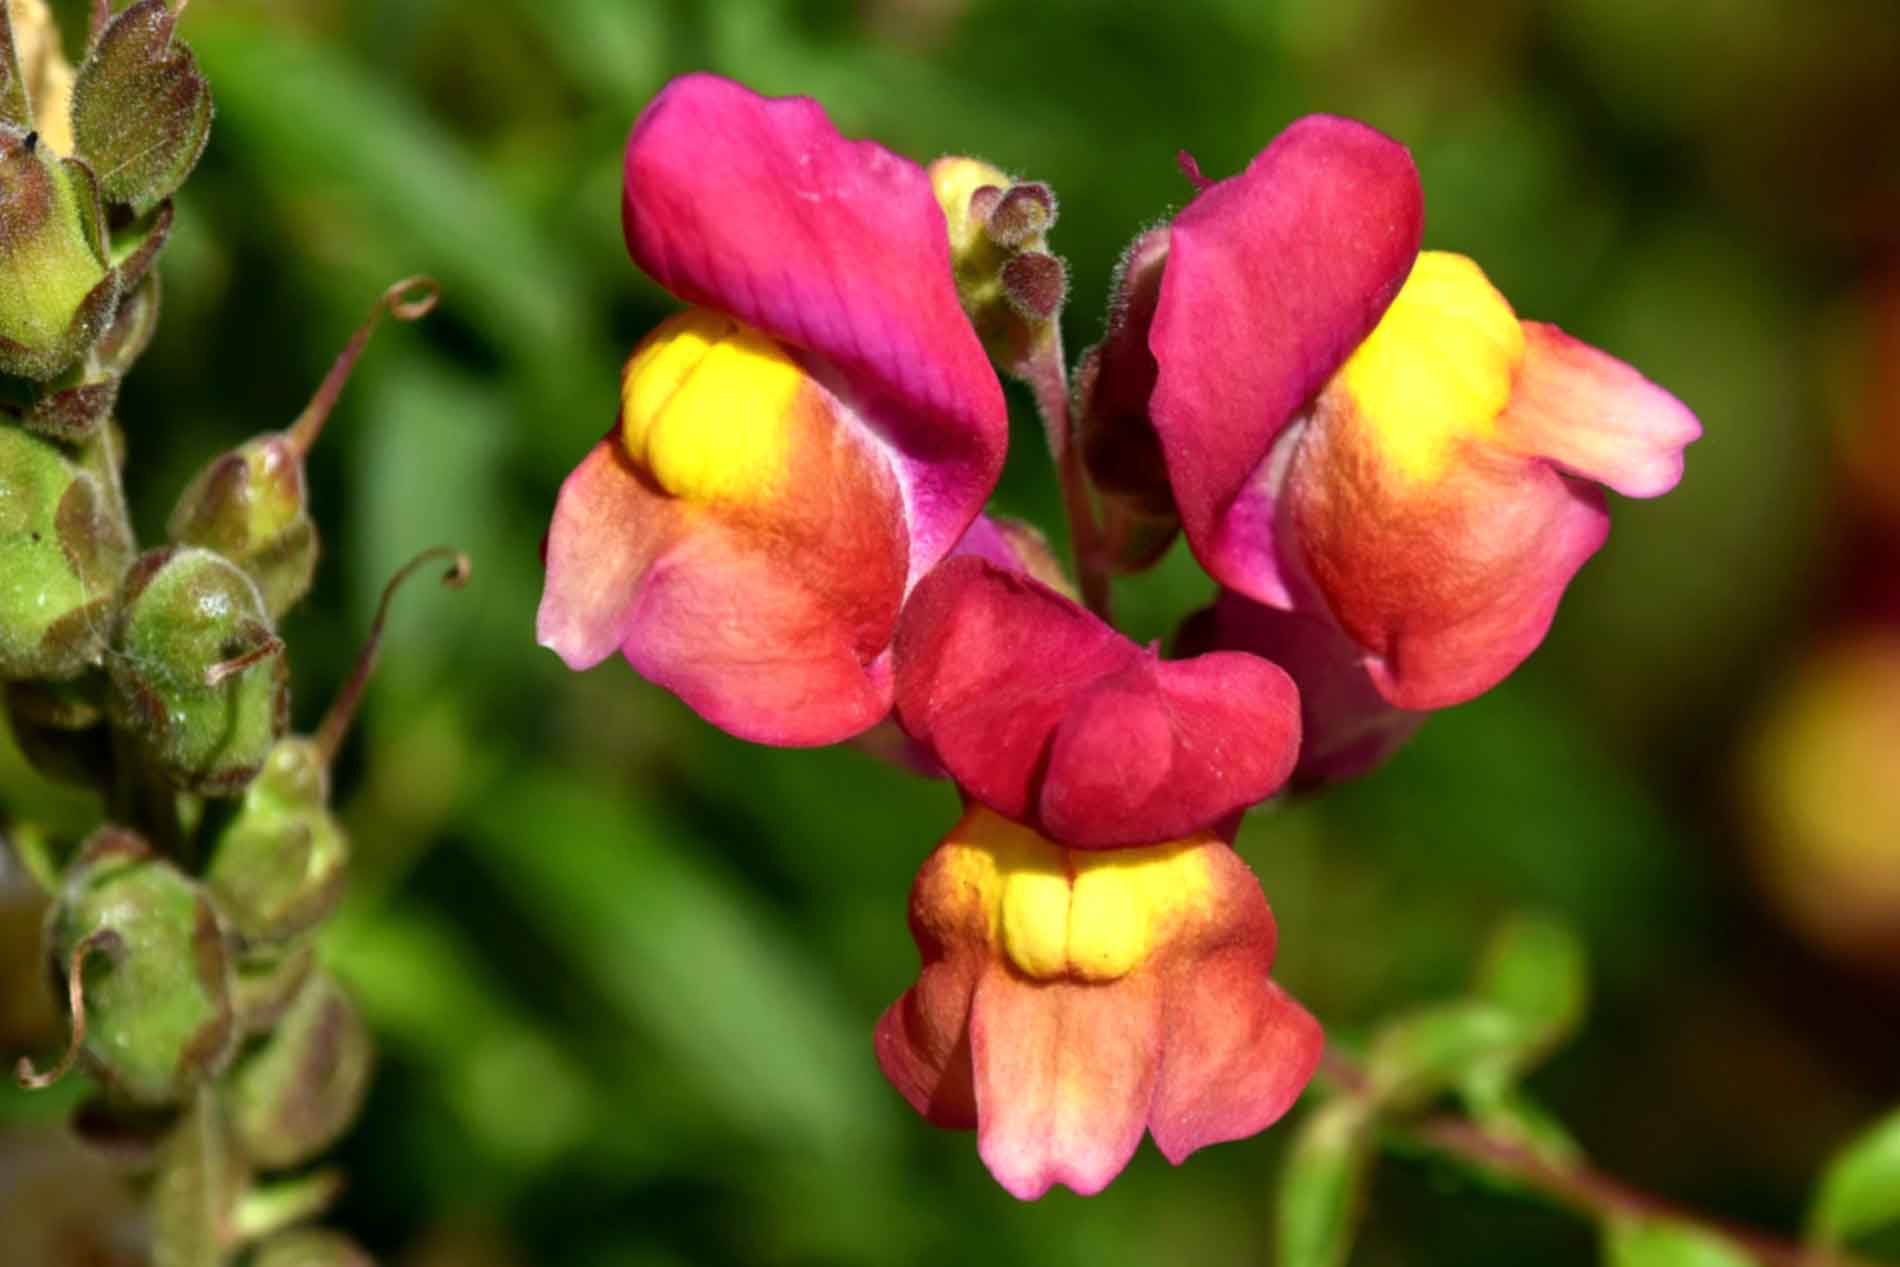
left=312, top=545, right=471, bottom=765
left=16, top=926, right=123, bottom=1090
left=287, top=275, right=442, bottom=458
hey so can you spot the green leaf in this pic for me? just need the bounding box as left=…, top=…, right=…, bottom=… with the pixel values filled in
left=1808, top=1107, right=1900, bottom=1249
left=1602, top=1219, right=1761, bottom=1267
left=1276, top=1097, right=1376, bottom=1267
left=1461, top=1085, right=1586, bottom=1172
left=1364, top=1000, right=1530, bottom=1112
left=69, top=0, right=211, bottom=212
left=1475, top=914, right=1589, bottom=1042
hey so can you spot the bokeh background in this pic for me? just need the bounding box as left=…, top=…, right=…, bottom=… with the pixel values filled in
left=5, top=0, right=1900, bottom=1263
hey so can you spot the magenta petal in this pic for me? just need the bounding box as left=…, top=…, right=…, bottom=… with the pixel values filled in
left=1204, top=594, right=1426, bottom=786
left=1507, top=322, right=1702, bottom=498
left=621, top=73, right=1006, bottom=571
left=893, top=557, right=1301, bottom=847
left=1149, top=115, right=1423, bottom=602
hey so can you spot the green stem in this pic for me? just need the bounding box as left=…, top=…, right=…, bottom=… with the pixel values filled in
left=107, top=725, right=185, bottom=862
left=1322, top=1048, right=1888, bottom=1267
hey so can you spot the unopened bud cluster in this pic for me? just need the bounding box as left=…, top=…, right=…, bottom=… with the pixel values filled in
left=929, top=156, right=1070, bottom=376
left=0, top=6, right=450, bottom=1262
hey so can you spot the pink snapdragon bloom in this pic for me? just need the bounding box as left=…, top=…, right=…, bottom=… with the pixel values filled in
left=876, top=806, right=1321, bottom=1199
left=893, top=556, right=1302, bottom=848
left=1125, top=116, right=1700, bottom=714
left=537, top=75, right=1007, bottom=745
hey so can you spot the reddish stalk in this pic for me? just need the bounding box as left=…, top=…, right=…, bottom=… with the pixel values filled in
left=1020, top=343, right=1112, bottom=621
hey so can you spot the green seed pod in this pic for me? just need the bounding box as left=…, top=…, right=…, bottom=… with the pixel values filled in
left=228, top=971, right=372, bottom=1171
left=69, top=0, right=210, bottom=214
left=36, top=829, right=237, bottom=1105
left=232, top=940, right=316, bottom=1036
left=169, top=433, right=317, bottom=622
left=5, top=675, right=110, bottom=787
left=107, top=546, right=290, bottom=796
left=0, top=125, right=118, bottom=380
left=250, top=1228, right=375, bottom=1267
left=0, top=423, right=135, bottom=681
left=13, top=269, right=161, bottom=445
left=206, top=738, right=348, bottom=948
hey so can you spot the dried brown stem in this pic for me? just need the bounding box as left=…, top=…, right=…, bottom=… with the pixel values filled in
left=1020, top=343, right=1112, bottom=621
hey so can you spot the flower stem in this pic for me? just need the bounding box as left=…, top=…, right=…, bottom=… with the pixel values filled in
left=1322, top=1048, right=1885, bottom=1267
left=1020, top=343, right=1112, bottom=620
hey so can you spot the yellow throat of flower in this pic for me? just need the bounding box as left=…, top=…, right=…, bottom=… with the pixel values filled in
left=938, top=809, right=1216, bottom=983
left=1334, top=250, right=1526, bottom=482
left=619, top=307, right=807, bottom=502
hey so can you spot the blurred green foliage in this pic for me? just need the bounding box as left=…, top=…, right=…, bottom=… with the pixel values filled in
left=5, top=0, right=1899, bottom=1264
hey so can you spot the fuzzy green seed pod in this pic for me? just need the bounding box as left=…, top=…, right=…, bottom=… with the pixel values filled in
left=0, top=423, right=134, bottom=682
left=0, top=125, right=118, bottom=380
left=168, top=434, right=316, bottom=621
left=228, top=971, right=372, bottom=1171
left=205, top=738, right=348, bottom=948
left=107, top=546, right=289, bottom=796
left=38, top=829, right=236, bottom=1105
left=12, top=269, right=161, bottom=445
left=232, top=940, right=316, bottom=1036
left=69, top=0, right=211, bottom=215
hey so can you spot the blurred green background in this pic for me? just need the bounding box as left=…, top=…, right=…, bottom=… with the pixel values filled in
left=5, top=0, right=1900, bottom=1263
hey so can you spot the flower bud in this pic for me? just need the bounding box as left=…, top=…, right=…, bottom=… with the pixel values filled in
left=228, top=971, right=372, bottom=1171
left=107, top=546, right=289, bottom=796
left=928, top=156, right=1067, bottom=376
left=0, top=125, right=118, bottom=380
left=70, top=0, right=210, bottom=213
left=168, top=433, right=316, bottom=620
left=251, top=1229, right=375, bottom=1267
left=32, top=829, right=236, bottom=1105
left=0, top=422, right=135, bottom=681
left=5, top=675, right=110, bottom=787
left=205, top=738, right=347, bottom=948
left=1076, top=226, right=1177, bottom=570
